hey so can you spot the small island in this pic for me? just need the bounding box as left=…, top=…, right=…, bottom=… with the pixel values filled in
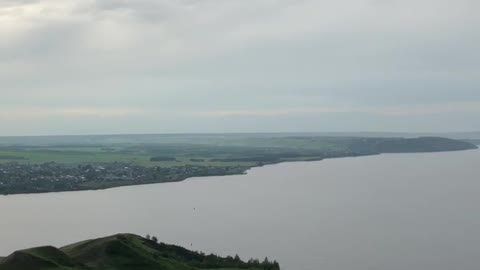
left=0, top=134, right=477, bottom=195
left=0, top=233, right=280, bottom=270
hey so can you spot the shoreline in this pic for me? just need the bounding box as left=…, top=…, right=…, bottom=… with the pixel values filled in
left=1, top=148, right=478, bottom=196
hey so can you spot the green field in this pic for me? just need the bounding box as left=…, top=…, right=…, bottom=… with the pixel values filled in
left=0, top=145, right=260, bottom=167
left=0, top=135, right=352, bottom=167
left=0, top=134, right=476, bottom=167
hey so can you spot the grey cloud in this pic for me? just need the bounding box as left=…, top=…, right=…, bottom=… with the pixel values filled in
left=0, top=0, right=479, bottom=135
left=0, top=0, right=39, bottom=7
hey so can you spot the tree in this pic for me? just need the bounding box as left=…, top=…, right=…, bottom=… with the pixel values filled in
left=272, top=260, right=280, bottom=270
left=146, top=234, right=151, bottom=240
left=152, top=236, right=158, bottom=243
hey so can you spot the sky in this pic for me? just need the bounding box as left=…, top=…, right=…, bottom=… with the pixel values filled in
left=0, top=0, right=479, bottom=136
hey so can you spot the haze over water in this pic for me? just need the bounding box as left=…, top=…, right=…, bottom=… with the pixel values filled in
left=1, top=149, right=479, bottom=270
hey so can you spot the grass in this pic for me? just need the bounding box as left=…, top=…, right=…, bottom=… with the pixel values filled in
left=0, top=148, right=149, bottom=165
left=1, top=137, right=332, bottom=165
left=0, top=234, right=271, bottom=270
left=0, top=135, right=476, bottom=169
left=0, top=146, right=278, bottom=167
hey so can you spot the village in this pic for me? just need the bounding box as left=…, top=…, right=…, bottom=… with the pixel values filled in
left=0, top=162, right=248, bottom=194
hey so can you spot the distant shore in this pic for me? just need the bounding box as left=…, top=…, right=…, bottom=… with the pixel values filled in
left=1, top=145, right=477, bottom=196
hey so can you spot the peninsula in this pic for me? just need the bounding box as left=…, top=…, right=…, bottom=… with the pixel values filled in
left=0, top=134, right=477, bottom=195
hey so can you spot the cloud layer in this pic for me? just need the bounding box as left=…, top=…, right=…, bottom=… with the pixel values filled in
left=1, top=0, right=479, bottom=135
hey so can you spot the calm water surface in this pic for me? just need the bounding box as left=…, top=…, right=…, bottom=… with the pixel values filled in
left=1, top=149, right=480, bottom=270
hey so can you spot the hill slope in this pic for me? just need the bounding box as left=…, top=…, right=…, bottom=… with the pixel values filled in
left=0, top=234, right=279, bottom=270
left=347, top=136, right=478, bottom=154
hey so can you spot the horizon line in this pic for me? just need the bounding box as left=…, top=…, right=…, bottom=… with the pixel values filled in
left=1, top=130, right=480, bottom=138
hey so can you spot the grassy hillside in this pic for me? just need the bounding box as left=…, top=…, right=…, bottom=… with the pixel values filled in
left=346, top=137, right=478, bottom=153
left=0, top=234, right=279, bottom=270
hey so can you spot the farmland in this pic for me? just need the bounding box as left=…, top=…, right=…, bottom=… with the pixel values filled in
left=0, top=134, right=476, bottom=195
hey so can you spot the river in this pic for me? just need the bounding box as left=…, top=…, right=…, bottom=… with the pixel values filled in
left=1, top=149, right=480, bottom=270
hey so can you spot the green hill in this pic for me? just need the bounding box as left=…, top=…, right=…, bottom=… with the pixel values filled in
left=0, top=234, right=279, bottom=270
left=347, top=136, right=478, bottom=153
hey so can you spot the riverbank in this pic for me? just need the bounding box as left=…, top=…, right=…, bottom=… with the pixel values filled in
left=0, top=136, right=476, bottom=195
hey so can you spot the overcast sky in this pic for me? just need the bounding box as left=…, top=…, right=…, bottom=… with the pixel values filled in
left=1, top=0, right=479, bottom=135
